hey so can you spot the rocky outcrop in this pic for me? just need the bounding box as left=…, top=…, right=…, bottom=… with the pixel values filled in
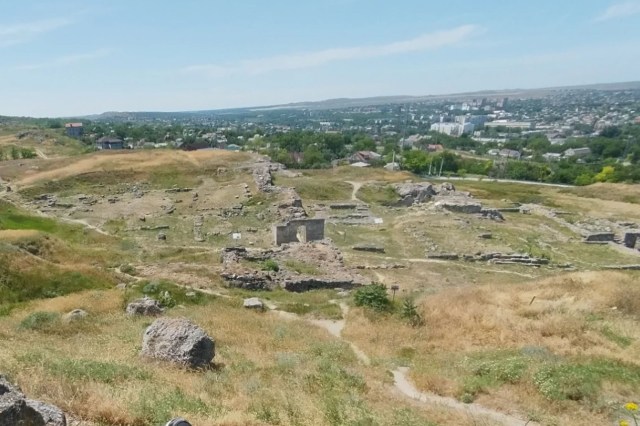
left=126, top=297, right=164, bottom=316
left=394, top=183, right=437, bottom=205
left=0, top=375, right=66, bottom=426
left=141, top=318, right=214, bottom=369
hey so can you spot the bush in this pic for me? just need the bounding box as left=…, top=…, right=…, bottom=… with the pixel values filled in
left=353, top=284, right=391, bottom=311
left=400, top=298, right=424, bottom=327
left=19, top=311, right=60, bottom=331
left=120, top=263, right=137, bottom=275
left=262, top=259, right=279, bottom=272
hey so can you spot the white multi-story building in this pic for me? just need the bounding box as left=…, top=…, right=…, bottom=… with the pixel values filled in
left=430, top=122, right=474, bottom=136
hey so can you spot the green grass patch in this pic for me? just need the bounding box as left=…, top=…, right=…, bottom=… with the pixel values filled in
left=0, top=255, right=114, bottom=304
left=133, top=387, right=223, bottom=424
left=357, top=184, right=400, bottom=205
left=123, top=279, right=215, bottom=308
left=455, top=181, right=553, bottom=205
left=19, top=311, right=60, bottom=331
left=18, top=352, right=151, bottom=384
left=284, top=260, right=321, bottom=276
left=600, top=326, right=633, bottom=348
left=274, top=176, right=352, bottom=201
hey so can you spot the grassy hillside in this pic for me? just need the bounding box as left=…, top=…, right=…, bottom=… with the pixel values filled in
left=2, top=149, right=640, bottom=425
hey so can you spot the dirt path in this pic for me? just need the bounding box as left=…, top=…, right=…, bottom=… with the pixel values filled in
left=60, top=217, right=110, bottom=236
left=345, top=181, right=363, bottom=201
left=34, top=148, right=48, bottom=159
left=270, top=301, right=531, bottom=425
left=392, top=367, right=534, bottom=426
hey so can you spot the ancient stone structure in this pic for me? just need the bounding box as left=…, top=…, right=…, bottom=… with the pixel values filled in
left=0, top=375, right=66, bottom=425
left=583, top=232, right=615, bottom=243
left=141, top=318, right=214, bottom=368
left=624, top=232, right=640, bottom=249
left=274, top=219, right=325, bottom=245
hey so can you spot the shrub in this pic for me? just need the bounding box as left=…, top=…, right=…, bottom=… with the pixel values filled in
left=400, top=298, right=424, bottom=327
left=19, top=311, right=60, bottom=331
left=262, top=259, right=279, bottom=272
left=353, top=284, right=391, bottom=311
left=120, top=263, right=137, bottom=275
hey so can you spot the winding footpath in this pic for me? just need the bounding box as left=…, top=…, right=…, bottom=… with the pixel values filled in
left=270, top=301, right=535, bottom=426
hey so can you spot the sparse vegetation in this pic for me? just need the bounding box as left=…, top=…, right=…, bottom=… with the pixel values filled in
left=2, top=144, right=640, bottom=425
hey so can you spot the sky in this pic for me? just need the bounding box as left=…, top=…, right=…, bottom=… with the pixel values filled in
left=1, top=0, right=640, bottom=117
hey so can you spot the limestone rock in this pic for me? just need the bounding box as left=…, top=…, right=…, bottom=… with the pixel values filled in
left=63, top=309, right=88, bottom=323
left=243, top=297, right=264, bottom=310
left=126, top=297, right=164, bottom=316
left=141, top=318, right=214, bottom=368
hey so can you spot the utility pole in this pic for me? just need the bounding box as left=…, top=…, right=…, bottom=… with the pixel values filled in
left=439, top=158, right=444, bottom=176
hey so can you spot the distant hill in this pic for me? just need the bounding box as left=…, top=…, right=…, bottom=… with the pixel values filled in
left=58, top=80, right=640, bottom=120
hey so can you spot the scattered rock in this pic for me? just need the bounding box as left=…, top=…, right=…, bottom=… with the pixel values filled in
left=478, top=233, right=493, bottom=239
left=0, top=375, right=67, bottom=426
left=126, top=297, right=164, bottom=316
left=141, top=318, right=214, bottom=368
left=116, top=283, right=127, bottom=290
left=157, top=232, right=167, bottom=241
left=63, top=309, right=88, bottom=322
left=243, top=297, right=264, bottom=310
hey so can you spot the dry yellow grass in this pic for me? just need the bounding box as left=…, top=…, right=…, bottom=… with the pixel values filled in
left=0, top=229, right=41, bottom=240
left=14, top=149, right=250, bottom=187
left=342, top=271, right=640, bottom=425
left=0, top=289, right=481, bottom=426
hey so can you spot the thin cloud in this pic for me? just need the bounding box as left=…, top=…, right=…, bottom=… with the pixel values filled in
left=0, top=18, right=72, bottom=47
left=595, top=1, right=640, bottom=21
left=15, top=48, right=114, bottom=71
left=183, top=25, right=479, bottom=77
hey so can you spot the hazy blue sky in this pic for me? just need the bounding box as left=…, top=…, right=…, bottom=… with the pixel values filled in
left=1, top=0, right=639, bottom=116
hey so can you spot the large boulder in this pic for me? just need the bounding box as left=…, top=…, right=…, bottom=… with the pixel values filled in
left=126, top=297, right=164, bottom=316
left=0, top=375, right=66, bottom=425
left=141, top=318, right=214, bottom=368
